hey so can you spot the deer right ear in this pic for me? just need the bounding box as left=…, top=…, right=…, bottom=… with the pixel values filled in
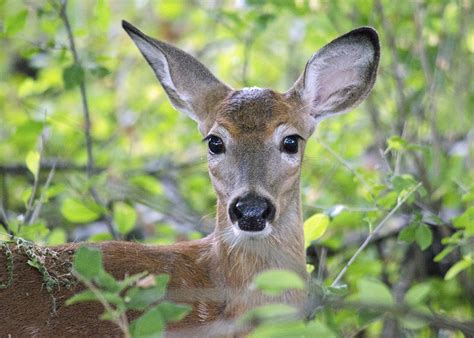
left=122, top=20, right=231, bottom=124
left=288, top=27, right=380, bottom=123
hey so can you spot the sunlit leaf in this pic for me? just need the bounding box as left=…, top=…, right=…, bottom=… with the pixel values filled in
left=304, top=213, right=329, bottom=247
left=61, top=198, right=101, bottom=223
left=26, top=151, right=40, bottom=179
left=415, top=224, right=433, bottom=251
left=444, top=257, right=473, bottom=280
left=241, top=303, right=298, bottom=323
left=404, top=283, right=431, bottom=305
left=253, top=269, right=305, bottom=295
left=113, top=202, right=137, bottom=235
left=5, top=9, right=28, bottom=35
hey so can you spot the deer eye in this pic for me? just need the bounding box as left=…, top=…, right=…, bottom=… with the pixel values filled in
left=206, top=135, right=225, bottom=155
left=281, top=135, right=300, bottom=154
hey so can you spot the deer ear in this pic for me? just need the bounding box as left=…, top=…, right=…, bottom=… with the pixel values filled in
left=122, top=21, right=231, bottom=123
left=288, top=27, right=380, bottom=122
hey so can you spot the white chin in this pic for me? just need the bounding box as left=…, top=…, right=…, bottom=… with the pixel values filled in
left=232, top=223, right=272, bottom=239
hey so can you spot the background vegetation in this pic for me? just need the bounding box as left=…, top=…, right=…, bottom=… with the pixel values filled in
left=1, top=0, right=473, bottom=336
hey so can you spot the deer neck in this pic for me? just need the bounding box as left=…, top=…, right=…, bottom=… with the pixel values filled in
left=209, top=187, right=307, bottom=289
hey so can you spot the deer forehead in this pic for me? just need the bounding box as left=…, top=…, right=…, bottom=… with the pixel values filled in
left=212, top=87, right=302, bottom=139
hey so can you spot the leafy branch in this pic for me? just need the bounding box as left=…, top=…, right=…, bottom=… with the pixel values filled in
left=331, top=182, right=422, bottom=287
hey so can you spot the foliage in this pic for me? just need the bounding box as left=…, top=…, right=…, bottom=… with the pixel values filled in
left=68, top=246, right=190, bottom=337
left=0, top=0, right=473, bottom=336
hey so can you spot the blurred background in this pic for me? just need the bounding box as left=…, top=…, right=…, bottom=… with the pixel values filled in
left=0, top=0, right=473, bottom=336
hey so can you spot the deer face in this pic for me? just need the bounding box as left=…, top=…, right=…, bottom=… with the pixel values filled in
left=123, top=22, right=379, bottom=241
left=204, top=88, right=312, bottom=237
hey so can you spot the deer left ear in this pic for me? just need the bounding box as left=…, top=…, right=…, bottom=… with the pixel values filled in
left=122, top=20, right=231, bottom=125
left=287, top=27, right=380, bottom=122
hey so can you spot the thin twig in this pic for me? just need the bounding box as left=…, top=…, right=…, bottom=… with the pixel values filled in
left=28, top=161, right=57, bottom=226
left=58, top=0, right=118, bottom=238
left=23, top=141, right=45, bottom=231
left=331, top=183, right=422, bottom=287
left=316, top=247, right=327, bottom=282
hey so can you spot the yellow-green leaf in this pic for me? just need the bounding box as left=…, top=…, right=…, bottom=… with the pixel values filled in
left=253, top=269, right=305, bottom=296
left=357, top=278, right=394, bottom=305
left=61, top=198, right=101, bottom=223
left=26, top=151, right=40, bottom=179
left=304, top=213, right=329, bottom=247
left=113, top=202, right=137, bottom=235
left=444, top=257, right=473, bottom=280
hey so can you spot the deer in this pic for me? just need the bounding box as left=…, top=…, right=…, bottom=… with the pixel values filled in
left=0, top=21, right=379, bottom=337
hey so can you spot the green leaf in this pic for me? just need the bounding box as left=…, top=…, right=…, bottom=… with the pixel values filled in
left=398, top=224, right=416, bottom=243
left=118, top=271, right=149, bottom=291
left=63, top=63, right=84, bottom=90
left=357, top=278, right=393, bottom=305
left=5, top=9, right=28, bottom=36
left=444, top=257, right=473, bottom=280
left=130, top=306, right=165, bottom=338
left=73, top=246, right=103, bottom=280
left=126, top=275, right=169, bottom=310
left=304, top=213, right=329, bottom=247
left=391, top=175, right=417, bottom=193
left=434, top=246, right=455, bottom=262
left=89, top=232, right=113, bottom=242
left=130, top=175, right=163, bottom=195
left=241, top=304, right=298, bottom=323
left=96, top=271, right=120, bottom=292
left=404, top=283, right=431, bottom=305
left=61, top=198, right=101, bottom=223
left=462, top=190, right=474, bottom=203
left=387, top=135, right=408, bottom=151
left=249, top=319, right=336, bottom=338
left=156, top=301, right=191, bottom=322
left=67, top=289, right=124, bottom=309
left=377, top=191, right=398, bottom=209
left=90, top=65, right=110, bottom=78
left=113, top=202, right=137, bottom=235
left=154, top=274, right=170, bottom=287
left=26, top=150, right=40, bottom=179
left=18, top=222, right=49, bottom=240
left=327, top=284, right=348, bottom=296
left=66, top=289, right=97, bottom=305
left=47, top=228, right=67, bottom=245
left=126, top=286, right=166, bottom=310
left=400, top=305, right=430, bottom=329
left=453, top=207, right=474, bottom=236
left=253, top=269, right=305, bottom=296
left=415, top=224, right=433, bottom=251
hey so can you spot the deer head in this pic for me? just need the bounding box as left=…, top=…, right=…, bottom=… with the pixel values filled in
left=122, top=21, right=379, bottom=260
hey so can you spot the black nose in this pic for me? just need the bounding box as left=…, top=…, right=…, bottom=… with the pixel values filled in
left=229, top=194, right=276, bottom=232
